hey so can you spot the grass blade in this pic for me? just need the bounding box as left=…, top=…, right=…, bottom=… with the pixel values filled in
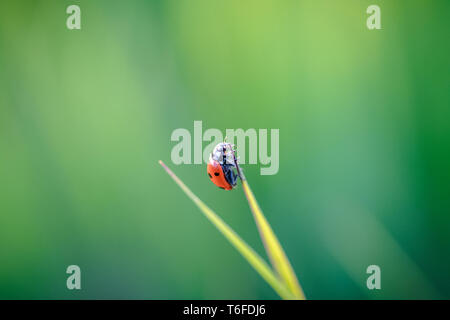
left=159, top=160, right=295, bottom=300
left=241, top=179, right=306, bottom=300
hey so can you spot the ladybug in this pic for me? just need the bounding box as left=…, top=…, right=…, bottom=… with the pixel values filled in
left=207, top=142, right=238, bottom=190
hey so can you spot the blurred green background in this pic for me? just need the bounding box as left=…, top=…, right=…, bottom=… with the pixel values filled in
left=0, top=0, right=449, bottom=299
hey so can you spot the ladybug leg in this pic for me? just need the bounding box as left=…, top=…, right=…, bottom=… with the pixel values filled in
left=228, top=143, right=236, bottom=152
left=229, top=146, right=239, bottom=167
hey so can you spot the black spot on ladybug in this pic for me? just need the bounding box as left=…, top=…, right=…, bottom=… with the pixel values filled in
left=208, top=173, right=212, bottom=178
left=214, top=172, right=220, bottom=176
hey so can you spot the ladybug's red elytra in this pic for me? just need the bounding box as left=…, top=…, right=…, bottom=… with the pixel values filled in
left=207, top=142, right=238, bottom=190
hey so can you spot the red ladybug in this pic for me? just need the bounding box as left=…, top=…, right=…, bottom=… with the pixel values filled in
left=207, top=142, right=238, bottom=190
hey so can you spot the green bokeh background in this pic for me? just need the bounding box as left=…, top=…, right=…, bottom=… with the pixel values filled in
left=1, top=1, right=449, bottom=299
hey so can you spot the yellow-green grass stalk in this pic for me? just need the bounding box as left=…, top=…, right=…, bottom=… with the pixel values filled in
left=233, top=159, right=305, bottom=300
left=159, top=160, right=295, bottom=300
left=240, top=179, right=305, bottom=300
